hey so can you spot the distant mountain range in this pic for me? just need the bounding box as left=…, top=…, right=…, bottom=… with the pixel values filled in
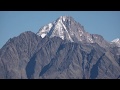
left=0, top=16, right=120, bottom=79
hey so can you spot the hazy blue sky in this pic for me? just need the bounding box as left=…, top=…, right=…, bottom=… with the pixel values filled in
left=0, top=11, right=120, bottom=48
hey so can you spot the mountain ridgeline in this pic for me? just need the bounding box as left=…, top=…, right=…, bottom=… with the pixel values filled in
left=0, top=16, right=120, bottom=79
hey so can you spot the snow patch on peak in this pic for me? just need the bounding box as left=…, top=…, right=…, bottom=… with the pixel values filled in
left=60, top=16, right=67, bottom=19
left=48, top=23, right=53, bottom=28
left=111, top=38, right=119, bottom=43
left=61, top=20, right=74, bottom=42
left=111, top=38, right=120, bottom=47
left=59, top=16, right=70, bottom=22
left=41, top=33, right=46, bottom=38
left=87, top=35, right=94, bottom=43
left=37, top=23, right=53, bottom=37
left=63, top=17, right=66, bottom=21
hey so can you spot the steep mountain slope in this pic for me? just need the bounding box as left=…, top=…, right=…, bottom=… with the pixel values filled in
left=0, top=31, right=42, bottom=78
left=0, top=31, right=120, bottom=79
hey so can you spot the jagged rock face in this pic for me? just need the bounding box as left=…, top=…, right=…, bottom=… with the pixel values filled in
left=0, top=31, right=42, bottom=79
left=37, top=42, right=120, bottom=79
left=0, top=31, right=120, bottom=79
left=37, top=16, right=86, bottom=42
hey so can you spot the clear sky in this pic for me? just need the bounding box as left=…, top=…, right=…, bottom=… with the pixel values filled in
left=0, top=11, right=120, bottom=48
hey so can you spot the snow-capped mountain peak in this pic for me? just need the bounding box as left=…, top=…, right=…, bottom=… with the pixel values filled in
left=111, top=38, right=120, bottom=43
left=111, top=38, right=120, bottom=47
left=36, top=16, right=109, bottom=47
left=59, top=16, right=74, bottom=22
left=37, top=16, right=84, bottom=42
left=37, top=16, right=88, bottom=42
left=59, top=16, right=68, bottom=21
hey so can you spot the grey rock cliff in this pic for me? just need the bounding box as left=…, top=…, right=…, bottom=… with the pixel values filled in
left=0, top=31, right=120, bottom=79
left=0, top=31, right=42, bottom=78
